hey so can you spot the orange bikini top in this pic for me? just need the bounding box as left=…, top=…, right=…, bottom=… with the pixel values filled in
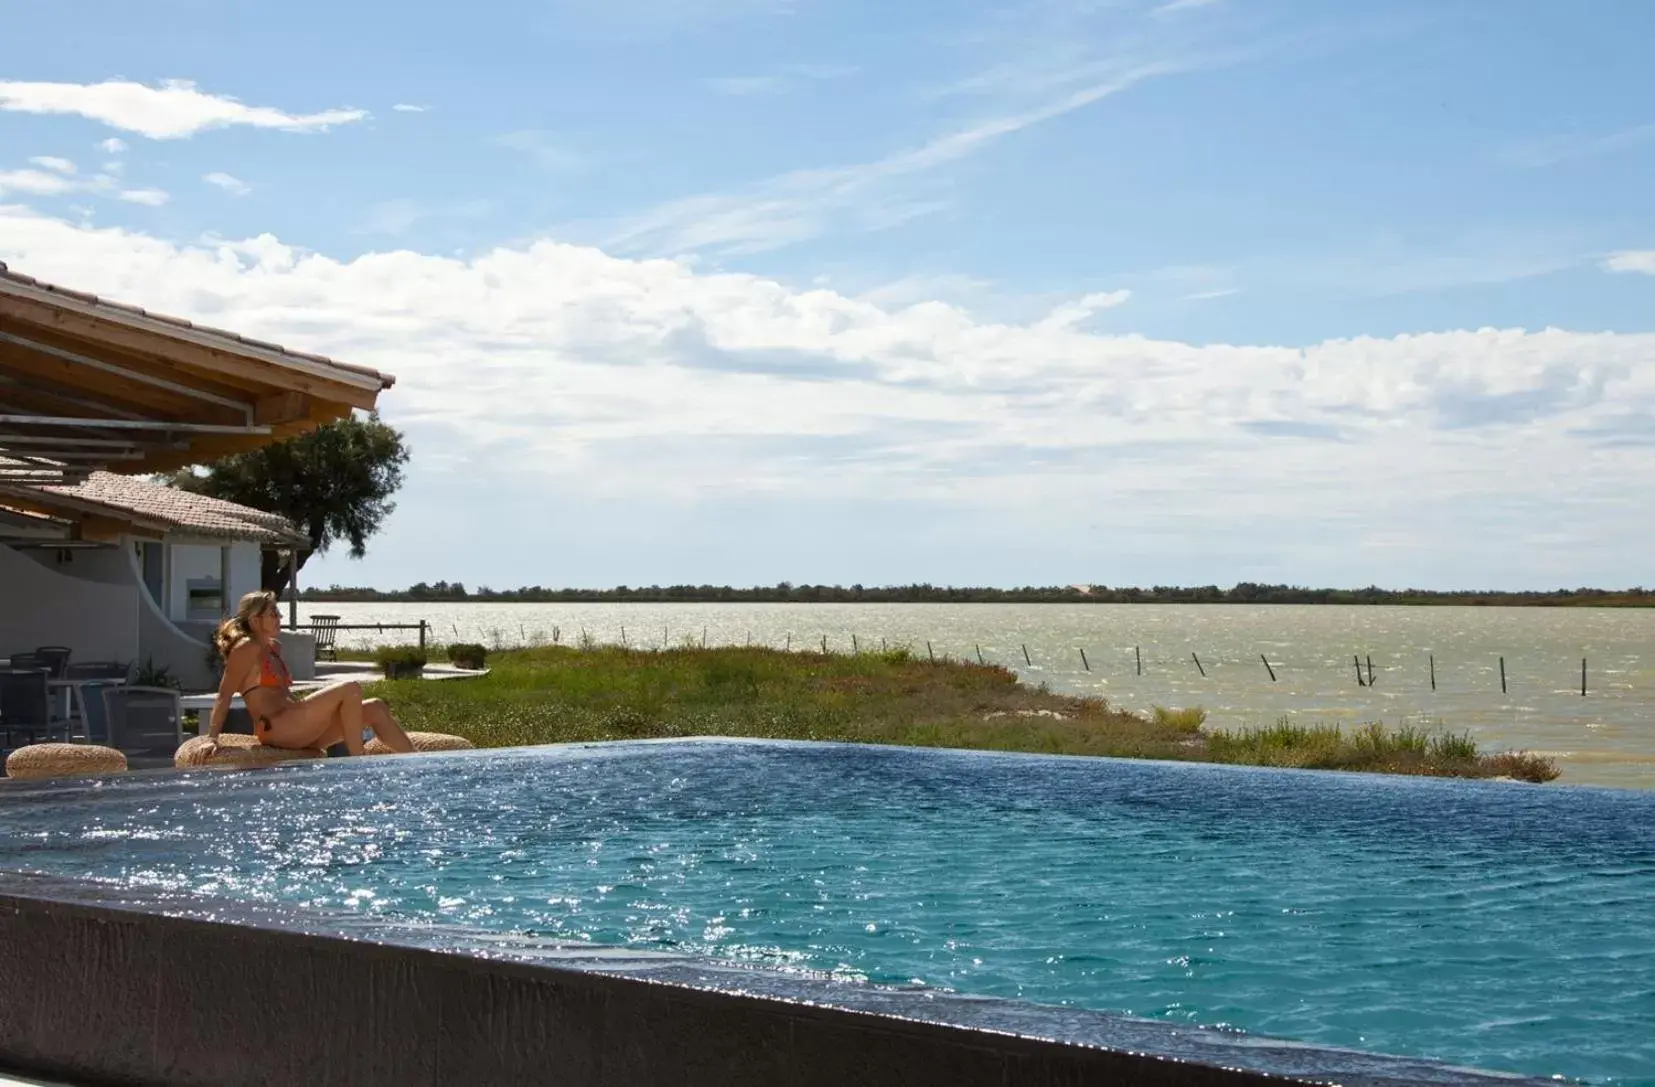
left=239, top=642, right=291, bottom=698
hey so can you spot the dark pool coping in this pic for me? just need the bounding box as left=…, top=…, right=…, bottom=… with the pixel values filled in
left=0, top=869, right=1557, bottom=1087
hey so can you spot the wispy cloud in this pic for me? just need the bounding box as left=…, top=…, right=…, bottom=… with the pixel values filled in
left=495, top=130, right=592, bottom=173
left=1603, top=250, right=1655, bottom=275
left=702, top=64, right=856, bottom=97
left=703, top=76, right=787, bottom=96
left=203, top=171, right=252, bottom=196
left=1186, top=287, right=1241, bottom=301
left=0, top=169, right=76, bottom=197
left=1498, top=122, right=1655, bottom=169
left=116, top=187, right=168, bottom=207
left=0, top=160, right=166, bottom=207
left=1037, top=290, right=1131, bottom=330
left=1153, top=0, right=1223, bottom=15
left=27, top=156, right=75, bottom=174
left=98, top=137, right=127, bottom=154
left=392, top=103, right=428, bottom=113
left=609, top=60, right=1187, bottom=256
left=354, top=197, right=491, bottom=237
left=357, top=198, right=426, bottom=237
left=0, top=79, right=368, bottom=139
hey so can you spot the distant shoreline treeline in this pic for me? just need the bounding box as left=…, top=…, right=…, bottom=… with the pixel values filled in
left=298, top=581, right=1654, bottom=607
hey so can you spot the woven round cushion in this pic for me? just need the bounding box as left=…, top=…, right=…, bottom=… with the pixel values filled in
left=6, top=743, right=127, bottom=780
left=366, top=731, right=474, bottom=755
left=175, top=733, right=325, bottom=769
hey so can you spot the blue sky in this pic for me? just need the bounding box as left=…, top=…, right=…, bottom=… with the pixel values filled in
left=2, top=0, right=1653, bottom=589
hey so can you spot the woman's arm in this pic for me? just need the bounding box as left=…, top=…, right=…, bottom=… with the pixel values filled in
left=205, top=643, right=249, bottom=744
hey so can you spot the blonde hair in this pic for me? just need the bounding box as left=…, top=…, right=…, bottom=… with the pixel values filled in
left=214, top=590, right=280, bottom=657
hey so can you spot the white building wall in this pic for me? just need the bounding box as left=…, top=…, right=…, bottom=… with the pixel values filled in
left=168, top=542, right=225, bottom=623
left=226, top=542, right=261, bottom=613
left=0, top=544, right=140, bottom=663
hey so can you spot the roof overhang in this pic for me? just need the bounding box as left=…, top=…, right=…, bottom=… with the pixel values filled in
left=0, top=263, right=396, bottom=482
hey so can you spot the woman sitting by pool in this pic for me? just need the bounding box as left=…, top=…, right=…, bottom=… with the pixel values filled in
left=203, top=590, right=415, bottom=757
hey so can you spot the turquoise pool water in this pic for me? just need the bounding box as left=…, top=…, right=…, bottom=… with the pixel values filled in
left=0, top=740, right=1650, bottom=1084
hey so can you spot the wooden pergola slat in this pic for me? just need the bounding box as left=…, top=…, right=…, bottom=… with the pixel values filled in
left=0, top=263, right=394, bottom=482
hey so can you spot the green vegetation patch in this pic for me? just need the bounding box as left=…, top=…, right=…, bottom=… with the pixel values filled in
left=365, top=645, right=1559, bottom=782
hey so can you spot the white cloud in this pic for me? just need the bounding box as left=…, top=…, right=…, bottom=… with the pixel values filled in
left=0, top=79, right=368, bottom=139
left=98, top=137, right=127, bottom=154
left=0, top=169, right=76, bottom=197
left=392, top=103, right=427, bottom=113
left=0, top=160, right=163, bottom=204
left=1603, top=250, right=1655, bottom=275
left=203, top=171, right=252, bottom=196
left=116, top=188, right=169, bottom=206
left=2, top=203, right=1650, bottom=561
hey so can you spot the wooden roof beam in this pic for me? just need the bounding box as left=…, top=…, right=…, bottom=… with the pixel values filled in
left=1, top=293, right=387, bottom=410
left=0, top=335, right=250, bottom=427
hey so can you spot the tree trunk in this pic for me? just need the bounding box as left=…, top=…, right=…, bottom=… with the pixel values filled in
left=260, top=548, right=315, bottom=599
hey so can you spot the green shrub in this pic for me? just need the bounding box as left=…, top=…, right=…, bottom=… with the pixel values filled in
left=1151, top=706, right=1207, bottom=734
left=134, top=656, right=182, bottom=691
left=447, top=643, right=488, bottom=669
left=374, top=644, right=428, bottom=679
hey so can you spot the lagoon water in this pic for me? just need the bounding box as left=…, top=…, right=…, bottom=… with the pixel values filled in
left=300, top=602, right=1655, bottom=789
left=1, top=741, right=1649, bottom=1084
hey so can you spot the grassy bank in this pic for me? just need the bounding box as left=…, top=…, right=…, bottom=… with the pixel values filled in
left=363, top=645, right=1558, bottom=782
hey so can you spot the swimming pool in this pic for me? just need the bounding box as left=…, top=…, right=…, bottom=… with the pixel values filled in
left=0, top=740, right=1649, bottom=1084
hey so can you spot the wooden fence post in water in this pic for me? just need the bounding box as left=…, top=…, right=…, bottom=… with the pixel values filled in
left=1261, top=654, right=1277, bottom=682
left=851, top=634, right=859, bottom=654
left=927, top=641, right=935, bottom=663
left=1354, top=655, right=1366, bottom=688
left=620, top=625, right=627, bottom=647
left=1499, top=656, right=1507, bottom=693
left=1022, top=644, right=1032, bottom=666
left=1582, top=657, right=1588, bottom=697
left=702, top=626, right=708, bottom=648
left=975, top=644, right=984, bottom=664
left=1366, top=655, right=1375, bottom=687
left=1192, top=652, right=1206, bottom=678
left=1135, top=646, right=1142, bottom=675
left=1080, top=648, right=1091, bottom=672
left=1429, top=653, right=1435, bottom=691
left=785, top=633, right=792, bottom=651
left=821, top=635, right=829, bottom=654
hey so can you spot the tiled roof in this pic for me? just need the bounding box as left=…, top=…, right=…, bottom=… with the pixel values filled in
left=28, top=472, right=308, bottom=546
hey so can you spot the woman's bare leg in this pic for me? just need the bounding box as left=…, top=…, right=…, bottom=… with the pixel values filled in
left=364, top=699, right=415, bottom=753
left=259, top=682, right=366, bottom=753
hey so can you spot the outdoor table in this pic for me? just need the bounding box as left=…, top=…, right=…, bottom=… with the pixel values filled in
left=46, top=678, right=123, bottom=743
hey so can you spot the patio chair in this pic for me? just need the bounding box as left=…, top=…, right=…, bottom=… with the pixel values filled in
left=0, top=669, right=73, bottom=749
left=311, top=615, right=341, bottom=662
left=32, top=646, right=71, bottom=679
left=102, top=686, right=184, bottom=761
